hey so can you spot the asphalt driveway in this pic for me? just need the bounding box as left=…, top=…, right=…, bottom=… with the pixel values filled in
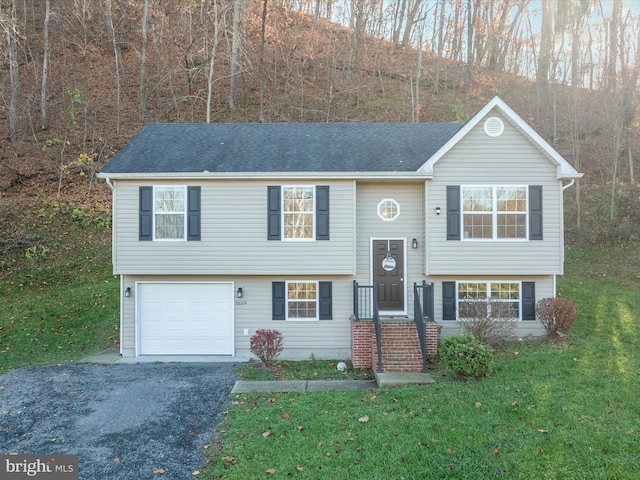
left=0, top=363, right=237, bottom=479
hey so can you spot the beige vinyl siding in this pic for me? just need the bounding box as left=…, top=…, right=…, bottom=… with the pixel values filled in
left=427, top=112, right=564, bottom=275
left=354, top=183, right=425, bottom=312
left=433, top=274, right=553, bottom=338
left=121, top=274, right=353, bottom=360
left=113, top=180, right=355, bottom=275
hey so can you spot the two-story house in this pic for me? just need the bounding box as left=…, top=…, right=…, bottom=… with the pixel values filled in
left=97, top=96, right=581, bottom=371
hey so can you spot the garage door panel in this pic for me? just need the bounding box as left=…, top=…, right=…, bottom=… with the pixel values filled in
left=138, top=283, right=234, bottom=355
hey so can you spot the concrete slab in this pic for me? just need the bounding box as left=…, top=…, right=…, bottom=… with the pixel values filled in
left=375, top=372, right=434, bottom=387
left=306, top=380, right=378, bottom=392
left=79, top=347, right=121, bottom=363
left=80, top=348, right=250, bottom=365
left=232, top=380, right=307, bottom=393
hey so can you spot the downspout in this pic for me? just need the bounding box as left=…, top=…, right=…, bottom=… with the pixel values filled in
left=105, top=176, right=114, bottom=191
left=557, top=178, right=576, bottom=296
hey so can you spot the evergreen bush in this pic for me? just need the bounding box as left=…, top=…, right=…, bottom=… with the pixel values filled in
left=440, top=334, right=493, bottom=379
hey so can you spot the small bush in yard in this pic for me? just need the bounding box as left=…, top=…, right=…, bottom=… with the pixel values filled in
left=536, top=297, right=579, bottom=340
left=249, top=329, right=284, bottom=366
left=440, top=334, right=493, bottom=379
left=459, top=299, right=517, bottom=346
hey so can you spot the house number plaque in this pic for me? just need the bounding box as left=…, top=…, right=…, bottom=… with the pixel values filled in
left=382, top=256, right=396, bottom=271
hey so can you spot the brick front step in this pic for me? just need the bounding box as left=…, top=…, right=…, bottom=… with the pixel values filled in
left=351, top=319, right=440, bottom=373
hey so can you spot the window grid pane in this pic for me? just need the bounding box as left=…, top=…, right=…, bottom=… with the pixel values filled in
left=463, top=186, right=528, bottom=240
left=287, top=282, right=318, bottom=319
left=458, top=282, right=520, bottom=320
left=154, top=187, right=185, bottom=239
left=283, top=187, right=314, bottom=239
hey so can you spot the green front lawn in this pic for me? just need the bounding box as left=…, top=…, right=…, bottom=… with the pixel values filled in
left=199, top=244, right=640, bottom=479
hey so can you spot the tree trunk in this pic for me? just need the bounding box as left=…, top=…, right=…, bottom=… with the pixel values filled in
left=7, top=0, right=19, bottom=141
left=104, top=0, right=121, bottom=134
left=206, top=0, right=220, bottom=124
left=40, top=0, right=50, bottom=130
left=537, top=0, right=553, bottom=93
left=259, top=0, right=268, bottom=122
left=346, top=0, right=365, bottom=78
left=140, top=0, right=149, bottom=118
left=228, top=0, right=242, bottom=110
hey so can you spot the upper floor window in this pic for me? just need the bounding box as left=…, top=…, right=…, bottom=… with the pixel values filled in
left=268, top=186, right=330, bottom=241
left=377, top=199, right=400, bottom=221
left=283, top=186, right=315, bottom=239
left=462, top=186, right=527, bottom=240
left=446, top=185, right=542, bottom=241
left=139, top=186, right=200, bottom=241
left=154, top=186, right=186, bottom=239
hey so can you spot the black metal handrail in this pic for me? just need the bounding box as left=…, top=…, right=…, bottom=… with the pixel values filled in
left=353, top=280, right=374, bottom=321
left=353, top=281, right=383, bottom=372
left=413, top=282, right=428, bottom=373
left=371, top=283, right=382, bottom=373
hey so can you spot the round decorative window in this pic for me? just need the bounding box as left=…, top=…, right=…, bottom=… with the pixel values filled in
left=483, top=116, right=505, bottom=137
left=377, top=199, right=400, bottom=221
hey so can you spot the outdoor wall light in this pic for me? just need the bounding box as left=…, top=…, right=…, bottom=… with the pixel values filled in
left=435, top=206, right=441, bottom=215
left=124, top=287, right=131, bottom=298
left=237, top=287, right=243, bottom=299
left=412, top=238, right=418, bottom=249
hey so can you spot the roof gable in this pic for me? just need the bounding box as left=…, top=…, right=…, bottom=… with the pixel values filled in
left=418, top=96, right=582, bottom=180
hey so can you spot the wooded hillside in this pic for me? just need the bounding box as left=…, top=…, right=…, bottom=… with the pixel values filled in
left=1, top=0, right=639, bottom=245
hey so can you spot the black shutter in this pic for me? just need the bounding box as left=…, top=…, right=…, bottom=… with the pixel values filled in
left=187, top=186, right=201, bottom=241
left=446, top=186, right=461, bottom=240
left=522, top=282, right=536, bottom=320
left=139, top=186, right=153, bottom=241
left=267, top=186, right=281, bottom=240
left=316, top=186, right=330, bottom=240
left=529, top=186, right=543, bottom=240
left=272, top=282, right=286, bottom=320
left=442, top=281, right=456, bottom=320
left=319, top=281, right=332, bottom=320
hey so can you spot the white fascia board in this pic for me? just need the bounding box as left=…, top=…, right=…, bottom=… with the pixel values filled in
left=96, top=171, right=434, bottom=181
left=418, top=96, right=583, bottom=180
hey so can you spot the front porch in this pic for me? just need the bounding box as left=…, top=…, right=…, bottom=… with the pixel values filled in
left=351, top=281, right=440, bottom=373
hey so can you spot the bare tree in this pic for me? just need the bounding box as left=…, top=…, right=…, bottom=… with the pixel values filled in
left=2, top=0, right=20, bottom=141
left=228, top=0, right=243, bottom=110
left=40, top=0, right=50, bottom=130
left=104, top=0, right=121, bottom=134
left=259, top=0, right=268, bottom=122
left=346, top=0, right=365, bottom=78
left=458, top=299, right=518, bottom=347
left=140, top=0, right=149, bottom=118
left=206, top=0, right=220, bottom=124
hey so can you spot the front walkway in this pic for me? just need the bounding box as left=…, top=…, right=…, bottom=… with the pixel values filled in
left=81, top=349, right=435, bottom=390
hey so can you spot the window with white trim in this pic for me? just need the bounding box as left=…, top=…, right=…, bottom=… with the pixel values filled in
left=377, top=199, right=400, bottom=221
left=462, top=186, right=527, bottom=240
left=283, top=186, right=315, bottom=239
left=287, top=281, right=318, bottom=320
left=457, top=281, right=521, bottom=320
left=154, top=186, right=187, bottom=240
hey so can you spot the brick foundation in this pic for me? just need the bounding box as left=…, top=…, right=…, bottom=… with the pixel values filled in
left=351, top=318, right=440, bottom=372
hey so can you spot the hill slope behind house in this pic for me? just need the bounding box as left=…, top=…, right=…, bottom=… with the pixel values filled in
left=0, top=0, right=640, bottom=256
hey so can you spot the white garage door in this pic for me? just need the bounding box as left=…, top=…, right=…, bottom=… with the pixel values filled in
left=138, top=282, right=234, bottom=355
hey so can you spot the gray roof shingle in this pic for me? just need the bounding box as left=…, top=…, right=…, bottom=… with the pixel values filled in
left=100, top=122, right=463, bottom=174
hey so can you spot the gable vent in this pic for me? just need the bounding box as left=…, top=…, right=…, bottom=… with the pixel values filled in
left=484, top=116, right=504, bottom=137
